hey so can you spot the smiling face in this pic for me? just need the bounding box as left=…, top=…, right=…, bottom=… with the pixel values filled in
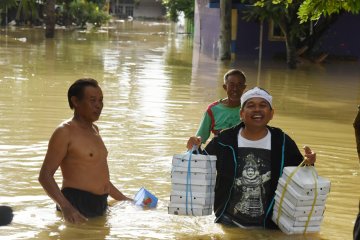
left=73, top=86, right=103, bottom=123
left=223, top=74, right=246, bottom=104
left=240, top=97, right=274, bottom=129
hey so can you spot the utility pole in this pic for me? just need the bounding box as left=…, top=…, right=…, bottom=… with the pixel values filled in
left=219, top=0, right=231, bottom=60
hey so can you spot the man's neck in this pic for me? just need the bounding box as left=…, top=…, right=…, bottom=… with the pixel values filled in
left=241, top=127, right=268, bottom=141
left=222, top=98, right=240, bottom=107
left=72, top=115, right=94, bottom=129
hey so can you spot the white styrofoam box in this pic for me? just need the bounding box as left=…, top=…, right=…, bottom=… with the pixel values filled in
left=171, top=190, right=214, bottom=198
left=272, top=208, right=323, bottom=227
left=168, top=203, right=212, bottom=216
left=172, top=154, right=216, bottom=169
left=171, top=183, right=214, bottom=193
left=282, top=166, right=331, bottom=196
left=272, top=213, right=321, bottom=234
left=273, top=199, right=325, bottom=218
left=273, top=209, right=323, bottom=223
left=171, top=176, right=216, bottom=186
left=275, top=189, right=327, bottom=208
left=276, top=179, right=328, bottom=207
left=170, top=193, right=214, bottom=205
left=172, top=171, right=216, bottom=182
left=172, top=166, right=216, bottom=174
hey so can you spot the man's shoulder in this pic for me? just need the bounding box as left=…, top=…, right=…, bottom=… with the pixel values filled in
left=217, top=124, right=242, bottom=139
left=52, top=119, right=74, bottom=136
left=267, top=125, right=283, bottom=135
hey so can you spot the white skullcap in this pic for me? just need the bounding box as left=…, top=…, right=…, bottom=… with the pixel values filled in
left=241, top=87, right=272, bottom=108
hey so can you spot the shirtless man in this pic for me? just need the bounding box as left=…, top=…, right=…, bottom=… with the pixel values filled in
left=39, top=78, right=131, bottom=224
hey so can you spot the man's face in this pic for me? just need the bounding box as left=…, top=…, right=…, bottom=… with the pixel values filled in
left=223, top=75, right=246, bottom=102
left=76, top=86, right=103, bottom=122
left=240, top=97, right=273, bottom=128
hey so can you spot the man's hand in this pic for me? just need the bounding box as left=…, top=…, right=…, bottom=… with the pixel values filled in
left=61, top=205, right=88, bottom=224
left=186, top=136, right=201, bottom=150
left=303, top=145, right=316, bottom=165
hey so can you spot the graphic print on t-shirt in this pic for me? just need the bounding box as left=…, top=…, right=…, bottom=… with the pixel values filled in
left=227, top=147, right=271, bottom=226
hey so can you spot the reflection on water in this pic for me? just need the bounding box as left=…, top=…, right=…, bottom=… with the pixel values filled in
left=0, top=21, right=359, bottom=240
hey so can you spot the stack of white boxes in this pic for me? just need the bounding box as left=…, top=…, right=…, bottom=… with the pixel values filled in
left=272, top=166, right=331, bottom=234
left=168, top=153, right=217, bottom=216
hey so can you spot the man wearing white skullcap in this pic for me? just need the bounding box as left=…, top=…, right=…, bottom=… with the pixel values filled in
left=187, top=87, right=316, bottom=229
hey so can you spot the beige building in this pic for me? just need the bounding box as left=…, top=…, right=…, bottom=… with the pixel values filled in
left=110, top=0, right=166, bottom=19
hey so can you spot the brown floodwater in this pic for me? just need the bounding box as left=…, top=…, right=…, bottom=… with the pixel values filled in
left=0, top=20, right=359, bottom=240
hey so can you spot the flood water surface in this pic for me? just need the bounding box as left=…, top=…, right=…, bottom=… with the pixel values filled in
left=0, top=21, right=359, bottom=240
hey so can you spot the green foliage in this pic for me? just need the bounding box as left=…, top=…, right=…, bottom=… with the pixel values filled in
left=254, top=0, right=360, bottom=22
left=68, top=0, right=110, bottom=28
left=298, top=0, right=360, bottom=23
left=0, top=0, right=18, bottom=24
left=0, top=0, right=18, bottom=10
left=162, top=0, right=194, bottom=22
left=241, top=0, right=308, bottom=39
left=16, top=0, right=39, bottom=22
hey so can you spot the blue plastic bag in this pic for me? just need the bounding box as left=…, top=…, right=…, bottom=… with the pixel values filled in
left=134, top=187, right=158, bottom=208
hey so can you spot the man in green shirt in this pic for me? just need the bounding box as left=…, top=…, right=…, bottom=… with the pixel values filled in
left=187, top=69, right=247, bottom=149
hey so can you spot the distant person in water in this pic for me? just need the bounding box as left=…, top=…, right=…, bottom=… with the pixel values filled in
left=39, top=78, right=132, bottom=224
left=0, top=206, right=13, bottom=226
left=187, top=69, right=247, bottom=148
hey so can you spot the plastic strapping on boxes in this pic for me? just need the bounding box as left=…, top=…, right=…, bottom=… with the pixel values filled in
left=203, top=149, right=214, bottom=212
left=304, top=169, right=318, bottom=233
left=276, top=159, right=319, bottom=234
left=186, top=150, right=194, bottom=215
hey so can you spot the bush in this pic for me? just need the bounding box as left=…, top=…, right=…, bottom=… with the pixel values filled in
left=68, top=0, right=110, bottom=28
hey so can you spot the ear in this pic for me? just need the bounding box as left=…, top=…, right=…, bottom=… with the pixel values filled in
left=269, top=108, right=274, bottom=120
left=71, top=96, right=79, bottom=108
left=222, top=84, right=227, bottom=91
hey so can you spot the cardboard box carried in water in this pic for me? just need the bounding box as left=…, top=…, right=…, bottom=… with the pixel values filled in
left=172, top=154, right=216, bottom=169
left=172, top=166, right=216, bottom=174
left=171, top=182, right=214, bottom=193
left=272, top=213, right=321, bottom=234
left=276, top=178, right=328, bottom=207
left=170, top=191, right=214, bottom=205
left=273, top=198, right=325, bottom=218
left=168, top=203, right=212, bottom=216
left=171, top=176, right=216, bottom=186
left=172, top=171, right=216, bottom=182
left=272, top=208, right=323, bottom=227
left=282, top=166, right=331, bottom=196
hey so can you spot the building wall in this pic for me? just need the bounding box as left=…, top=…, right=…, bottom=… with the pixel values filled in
left=133, top=0, right=166, bottom=19
left=110, top=0, right=165, bottom=19
left=194, top=3, right=360, bottom=61
left=315, top=13, right=360, bottom=59
left=194, top=0, right=221, bottom=59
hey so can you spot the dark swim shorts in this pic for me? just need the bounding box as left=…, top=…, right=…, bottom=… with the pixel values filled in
left=57, top=187, right=108, bottom=218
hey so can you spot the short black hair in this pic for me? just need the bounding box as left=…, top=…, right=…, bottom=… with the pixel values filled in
left=67, top=78, right=99, bottom=109
left=223, top=69, right=246, bottom=84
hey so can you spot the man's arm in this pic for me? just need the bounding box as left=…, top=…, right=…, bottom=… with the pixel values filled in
left=38, top=125, right=87, bottom=224
left=108, top=182, right=132, bottom=201
left=195, top=111, right=212, bottom=144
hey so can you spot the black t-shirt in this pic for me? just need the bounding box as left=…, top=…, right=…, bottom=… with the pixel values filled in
left=226, top=129, right=272, bottom=227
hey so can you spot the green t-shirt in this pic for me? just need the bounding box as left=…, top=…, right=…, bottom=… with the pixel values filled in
left=195, top=100, right=241, bottom=144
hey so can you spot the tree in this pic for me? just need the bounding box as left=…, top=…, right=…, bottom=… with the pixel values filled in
left=0, top=0, right=18, bottom=25
left=220, top=0, right=232, bottom=60
left=45, top=0, right=56, bottom=38
left=241, top=0, right=309, bottom=69
left=297, top=0, right=360, bottom=22
left=16, top=0, right=39, bottom=24
left=162, top=0, right=194, bottom=22
left=68, top=0, right=110, bottom=29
